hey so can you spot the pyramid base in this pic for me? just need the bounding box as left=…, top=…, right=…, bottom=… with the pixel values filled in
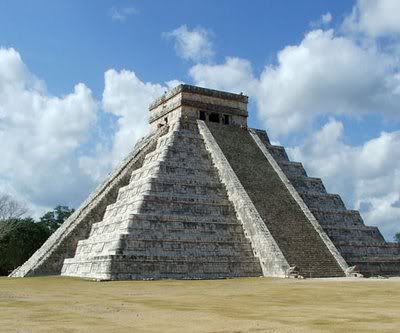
left=61, top=255, right=262, bottom=280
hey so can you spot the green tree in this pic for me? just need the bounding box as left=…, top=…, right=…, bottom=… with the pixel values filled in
left=0, top=218, right=51, bottom=275
left=395, top=232, right=400, bottom=243
left=38, top=205, right=75, bottom=234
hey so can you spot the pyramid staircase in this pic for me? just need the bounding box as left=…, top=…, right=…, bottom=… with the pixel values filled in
left=206, top=123, right=346, bottom=278
left=61, top=120, right=262, bottom=280
left=255, top=131, right=400, bottom=277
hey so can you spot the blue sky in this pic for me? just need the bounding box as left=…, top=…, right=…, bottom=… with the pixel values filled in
left=0, top=1, right=351, bottom=95
left=0, top=0, right=399, bottom=239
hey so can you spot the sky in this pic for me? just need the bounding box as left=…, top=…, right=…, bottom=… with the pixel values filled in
left=0, top=0, right=399, bottom=240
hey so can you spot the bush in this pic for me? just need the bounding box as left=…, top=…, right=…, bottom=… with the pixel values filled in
left=0, top=218, right=51, bottom=276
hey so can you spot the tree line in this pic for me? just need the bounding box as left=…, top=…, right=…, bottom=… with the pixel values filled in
left=0, top=194, right=74, bottom=276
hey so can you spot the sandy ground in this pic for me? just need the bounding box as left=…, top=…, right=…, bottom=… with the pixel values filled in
left=0, top=276, right=399, bottom=333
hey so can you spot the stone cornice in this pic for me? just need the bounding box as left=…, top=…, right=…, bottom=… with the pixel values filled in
left=149, top=84, right=248, bottom=111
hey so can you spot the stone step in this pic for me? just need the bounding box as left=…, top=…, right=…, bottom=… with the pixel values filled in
left=117, top=176, right=225, bottom=200
left=130, top=213, right=240, bottom=224
left=252, top=129, right=271, bottom=145
left=90, top=221, right=126, bottom=237
left=130, top=168, right=221, bottom=187
left=99, top=199, right=238, bottom=220
left=74, top=239, right=121, bottom=257
left=266, top=145, right=289, bottom=162
left=82, top=212, right=237, bottom=229
left=144, top=142, right=211, bottom=162
left=311, top=209, right=364, bottom=225
left=89, top=239, right=256, bottom=258
left=158, top=132, right=206, bottom=146
left=75, top=234, right=256, bottom=258
left=75, top=220, right=255, bottom=258
left=164, top=148, right=210, bottom=160
left=65, top=254, right=261, bottom=265
left=337, top=243, right=400, bottom=256
left=109, top=191, right=232, bottom=211
left=86, top=227, right=250, bottom=244
left=118, top=229, right=250, bottom=243
left=62, top=257, right=262, bottom=280
left=89, top=219, right=245, bottom=238
left=276, top=161, right=308, bottom=178
left=142, top=149, right=169, bottom=164
left=323, top=225, right=385, bottom=244
left=163, top=154, right=213, bottom=167
left=159, top=131, right=199, bottom=142
left=347, top=255, right=400, bottom=263
left=145, top=148, right=210, bottom=165
left=137, top=200, right=236, bottom=217
left=345, top=256, right=400, bottom=277
left=159, top=158, right=212, bottom=171
left=130, top=161, right=219, bottom=181
left=289, top=176, right=327, bottom=195
left=142, top=191, right=230, bottom=204
left=126, top=219, right=245, bottom=234
left=300, top=193, right=347, bottom=211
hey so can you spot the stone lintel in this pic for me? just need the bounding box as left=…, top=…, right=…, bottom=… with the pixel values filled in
left=149, top=99, right=248, bottom=124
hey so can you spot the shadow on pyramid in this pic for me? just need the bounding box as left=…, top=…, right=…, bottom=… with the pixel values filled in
left=11, top=85, right=400, bottom=280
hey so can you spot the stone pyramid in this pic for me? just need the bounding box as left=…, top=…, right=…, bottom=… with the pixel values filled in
left=11, top=85, right=400, bottom=280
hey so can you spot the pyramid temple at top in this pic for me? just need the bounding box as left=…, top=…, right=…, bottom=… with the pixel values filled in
left=11, top=85, right=400, bottom=280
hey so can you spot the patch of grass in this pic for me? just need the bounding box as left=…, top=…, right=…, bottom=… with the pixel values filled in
left=0, top=276, right=399, bottom=332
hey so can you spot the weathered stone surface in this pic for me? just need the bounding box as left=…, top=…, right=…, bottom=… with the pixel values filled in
left=61, top=120, right=262, bottom=280
left=198, top=120, right=290, bottom=277
left=12, top=84, right=400, bottom=279
left=206, top=123, right=346, bottom=278
left=10, top=126, right=168, bottom=277
left=262, top=141, right=400, bottom=277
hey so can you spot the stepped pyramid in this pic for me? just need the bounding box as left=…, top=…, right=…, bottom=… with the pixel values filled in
left=11, top=85, right=400, bottom=279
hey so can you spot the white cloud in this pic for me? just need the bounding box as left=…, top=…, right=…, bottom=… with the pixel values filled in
left=102, top=69, right=166, bottom=163
left=165, top=79, right=184, bottom=89
left=80, top=69, right=168, bottom=182
left=0, top=48, right=97, bottom=215
left=256, top=29, right=400, bottom=135
left=0, top=49, right=177, bottom=216
left=311, top=12, right=332, bottom=28
left=343, top=0, right=400, bottom=37
left=190, top=57, right=257, bottom=93
left=287, top=119, right=400, bottom=240
left=164, top=25, right=214, bottom=62
left=189, top=29, right=400, bottom=136
left=0, top=47, right=179, bottom=217
left=109, top=6, right=137, bottom=22
left=321, top=12, right=333, bottom=25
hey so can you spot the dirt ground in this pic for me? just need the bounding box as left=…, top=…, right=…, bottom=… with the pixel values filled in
left=0, top=276, right=399, bottom=333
